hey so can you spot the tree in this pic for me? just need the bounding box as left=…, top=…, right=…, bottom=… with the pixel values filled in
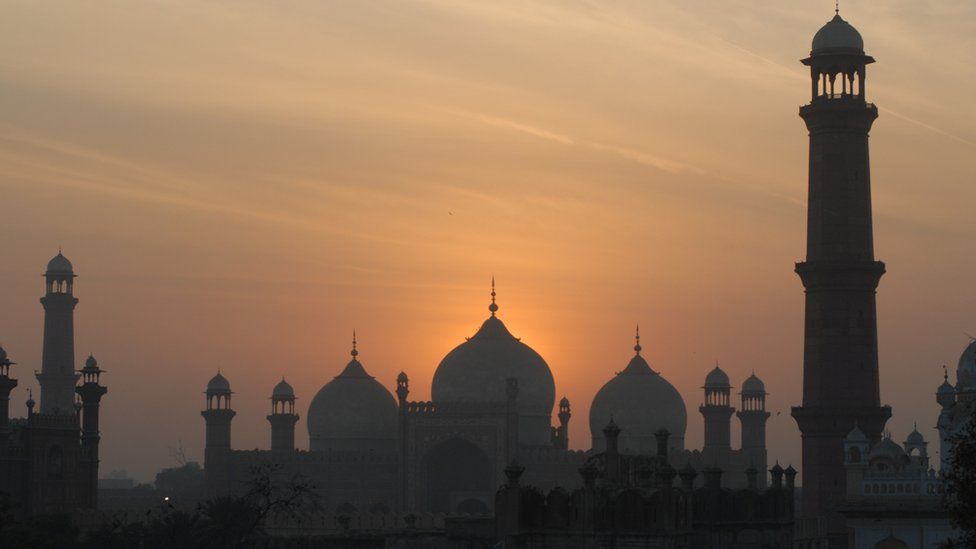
left=154, top=461, right=205, bottom=506
left=944, top=410, right=976, bottom=546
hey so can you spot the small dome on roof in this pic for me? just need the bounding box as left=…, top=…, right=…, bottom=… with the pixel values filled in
left=85, top=354, right=98, bottom=369
left=846, top=425, right=868, bottom=443
left=560, top=396, right=570, bottom=406
left=868, top=436, right=905, bottom=461
left=46, top=252, right=74, bottom=275
left=207, top=372, right=231, bottom=394
left=741, top=373, right=766, bottom=395
left=812, top=13, right=864, bottom=54
left=937, top=375, right=956, bottom=407
left=272, top=378, right=295, bottom=399
left=705, top=365, right=730, bottom=388
left=906, top=427, right=924, bottom=446
left=0, top=347, right=7, bottom=362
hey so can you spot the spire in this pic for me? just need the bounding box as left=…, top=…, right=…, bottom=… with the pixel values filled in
left=634, top=323, right=642, bottom=355
left=944, top=364, right=949, bottom=383
left=489, top=276, right=498, bottom=316
left=835, top=0, right=839, bottom=15
left=351, top=330, right=359, bottom=358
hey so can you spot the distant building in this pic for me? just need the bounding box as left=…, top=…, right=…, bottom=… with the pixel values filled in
left=0, top=253, right=108, bottom=516
left=839, top=426, right=956, bottom=548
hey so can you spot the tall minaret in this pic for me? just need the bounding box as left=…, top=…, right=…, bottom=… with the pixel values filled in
left=790, top=10, right=891, bottom=529
left=37, top=252, right=81, bottom=414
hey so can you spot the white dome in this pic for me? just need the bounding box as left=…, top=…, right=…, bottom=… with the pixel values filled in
left=432, top=309, right=555, bottom=446
left=307, top=353, right=397, bottom=453
left=589, top=350, right=687, bottom=454
left=812, top=14, right=864, bottom=53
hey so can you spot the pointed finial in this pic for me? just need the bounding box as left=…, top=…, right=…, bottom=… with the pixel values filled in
left=634, top=323, right=642, bottom=355
left=835, top=0, right=839, bottom=15
left=944, top=364, right=949, bottom=382
left=488, top=276, right=498, bottom=316
left=351, top=330, right=359, bottom=358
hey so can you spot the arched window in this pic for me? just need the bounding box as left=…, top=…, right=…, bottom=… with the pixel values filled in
left=848, top=447, right=861, bottom=463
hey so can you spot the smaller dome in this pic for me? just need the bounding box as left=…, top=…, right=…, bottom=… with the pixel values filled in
left=846, top=425, right=868, bottom=443
left=0, top=347, right=7, bottom=362
left=46, top=252, right=73, bottom=274
left=937, top=376, right=956, bottom=407
left=705, top=366, right=730, bottom=388
left=906, top=427, right=924, bottom=446
left=272, top=378, right=295, bottom=399
left=868, top=436, right=904, bottom=461
left=812, top=14, right=864, bottom=54
left=84, top=354, right=98, bottom=370
left=397, top=371, right=408, bottom=382
left=207, top=372, right=231, bottom=394
left=741, top=373, right=766, bottom=395
left=559, top=396, right=570, bottom=407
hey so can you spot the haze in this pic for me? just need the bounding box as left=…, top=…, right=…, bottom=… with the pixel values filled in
left=1, top=0, right=974, bottom=482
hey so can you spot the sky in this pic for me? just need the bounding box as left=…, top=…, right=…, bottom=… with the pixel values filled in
left=0, top=0, right=974, bottom=483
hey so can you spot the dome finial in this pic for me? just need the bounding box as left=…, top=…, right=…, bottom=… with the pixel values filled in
left=634, top=323, right=642, bottom=355
left=944, top=364, right=948, bottom=383
left=835, top=0, right=839, bottom=15
left=351, top=330, right=359, bottom=358
left=489, top=276, right=498, bottom=316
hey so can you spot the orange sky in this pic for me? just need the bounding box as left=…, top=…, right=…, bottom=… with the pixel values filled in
left=1, top=0, right=975, bottom=482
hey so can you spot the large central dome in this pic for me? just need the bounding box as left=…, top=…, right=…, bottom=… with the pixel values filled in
left=431, top=292, right=555, bottom=446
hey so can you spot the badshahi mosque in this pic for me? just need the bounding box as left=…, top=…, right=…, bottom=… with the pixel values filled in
left=201, top=284, right=772, bottom=514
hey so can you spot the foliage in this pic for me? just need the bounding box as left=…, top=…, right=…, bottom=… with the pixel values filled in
left=0, top=464, right=317, bottom=548
left=944, top=410, right=976, bottom=546
left=154, top=461, right=205, bottom=505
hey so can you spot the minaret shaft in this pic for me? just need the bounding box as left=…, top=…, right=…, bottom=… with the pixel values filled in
left=37, top=258, right=81, bottom=415
left=791, top=35, right=891, bottom=530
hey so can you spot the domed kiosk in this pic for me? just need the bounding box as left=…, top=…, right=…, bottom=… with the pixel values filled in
left=589, top=328, right=687, bottom=454
left=431, top=286, right=555, bottom=446
left=811, top=12, right=864, bottom=54
left=307, top=335, right=398, bottom=452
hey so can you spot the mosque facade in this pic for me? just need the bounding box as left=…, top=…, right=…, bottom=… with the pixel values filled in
left=201, top=288, right=774, bottom=514
left=0, top=254, right=108, bottom=517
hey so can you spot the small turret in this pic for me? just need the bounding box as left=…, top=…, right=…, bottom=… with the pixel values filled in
left=552, top=396, right=571, bottom=450
left=0, top=347, right=18, bottom=436
left=701, top=364, right=734, bottom=461
left=202, top=372, right=235, bottom=454
left=268, top=378, right=298, bottom=452
left=75, top=353, right=108, bottom=509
